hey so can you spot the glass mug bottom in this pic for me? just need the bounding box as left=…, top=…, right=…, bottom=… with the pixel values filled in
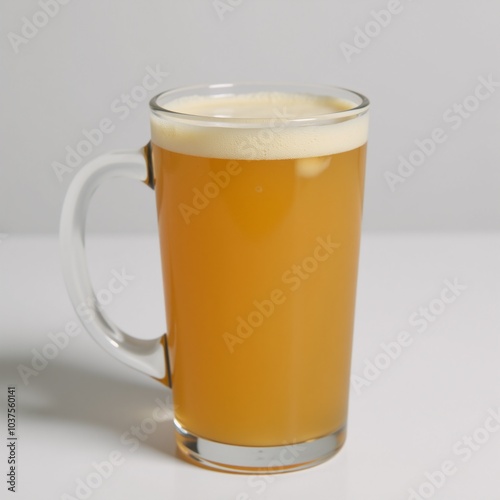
left=175, top=422, right=346, bottom=473
left=60, top=83, right=369, bottom=474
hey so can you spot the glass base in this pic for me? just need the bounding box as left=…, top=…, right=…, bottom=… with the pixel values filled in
left=175, top=420, right=346, bottom=474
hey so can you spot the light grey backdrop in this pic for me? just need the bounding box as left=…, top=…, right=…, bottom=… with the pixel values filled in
left=1, top=0, right=499, bottom=233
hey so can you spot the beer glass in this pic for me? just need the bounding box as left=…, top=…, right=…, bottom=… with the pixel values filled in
left=60, top=83, right=369, bottom=473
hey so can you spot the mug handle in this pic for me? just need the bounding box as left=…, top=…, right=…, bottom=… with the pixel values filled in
left=59, top=143, right=171, bottom=387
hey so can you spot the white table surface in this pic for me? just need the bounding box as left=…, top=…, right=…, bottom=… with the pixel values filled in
left=1, top=233, right=499, bottom=500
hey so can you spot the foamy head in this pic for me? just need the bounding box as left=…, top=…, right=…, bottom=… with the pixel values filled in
left=150, top=91, right=369, bottom=160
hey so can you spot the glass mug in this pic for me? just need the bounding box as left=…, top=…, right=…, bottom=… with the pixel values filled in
left=60, top=83, right=369, bottom=473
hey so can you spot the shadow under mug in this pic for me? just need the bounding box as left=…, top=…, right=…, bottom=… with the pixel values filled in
left=60, top=82, right=369, bottom=473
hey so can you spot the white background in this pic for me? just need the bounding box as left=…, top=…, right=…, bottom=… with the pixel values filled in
left=1, top=0, right=499, bottom=233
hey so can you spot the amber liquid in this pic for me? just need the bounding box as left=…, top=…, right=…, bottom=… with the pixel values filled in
left=152, top=143, right=366, bottom=446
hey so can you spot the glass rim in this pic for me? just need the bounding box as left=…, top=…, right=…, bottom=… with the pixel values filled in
left=149, top=82, right=369, bottom=128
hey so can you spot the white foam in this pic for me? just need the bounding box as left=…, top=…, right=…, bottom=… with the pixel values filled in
left=151, top=92, right=368, bottom=160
